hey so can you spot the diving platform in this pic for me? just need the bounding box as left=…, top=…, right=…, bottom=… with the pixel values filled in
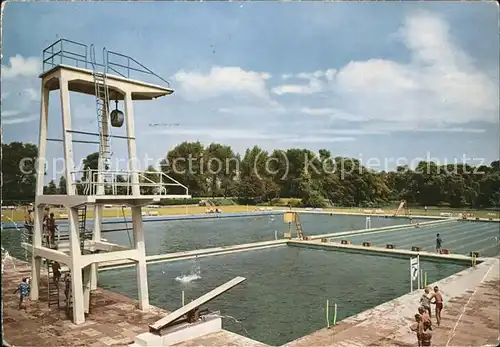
left=27, top=38, right=191, bottom=326
left=41, top=64, right=173, bottom=100
left=129, top=277, right=246, bottom=346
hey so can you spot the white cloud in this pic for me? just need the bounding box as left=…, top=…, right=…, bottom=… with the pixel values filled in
left=1, top=110, right=21, bottom=118
left=1, top=55, right=41, bottom=79
left=1, top=55, right=42, bottom=128
left=219, top=104, right=286, bottom=116
left=172, top=66, right=271, bottom=101
left=147, top=127, right=282, bottom=140
left=1, top=92, right=11, bottom=101
left=271, top=80, right=323, bottom=95
left=300, top=107, right=365, bottom=121
left=285, top=136, right=356, bottom=143
left=272, top=70, right=330, bottom=95
left=279, top=11, right=497, bottom=130
left=335, top=11, right=497, bottom=126
left=23, top=88, right=40, bottom=101
left=146, top=126, right=357, bottom=145
left=2, top=114, right=38, bottom=125
left=317, top=129, right=388, bottom=136
left=272, top=69, right=336, bottom=95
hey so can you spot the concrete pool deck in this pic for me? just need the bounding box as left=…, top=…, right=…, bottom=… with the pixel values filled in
left=291, top=239, right=483, bottom=265
left=287, top=257, right=500, bottom=347
left=1, top=258, right=268, bottom=347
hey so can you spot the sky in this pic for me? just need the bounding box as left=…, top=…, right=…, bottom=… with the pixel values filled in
left=1, top=1, right=499, bottom=179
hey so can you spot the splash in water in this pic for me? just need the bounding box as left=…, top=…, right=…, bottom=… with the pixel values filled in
left=175, top=260, right=201, bottom=283
left=1, top=247, right=17, bottom=273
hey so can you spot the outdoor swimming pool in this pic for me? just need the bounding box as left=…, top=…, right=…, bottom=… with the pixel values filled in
left=0, top=213, right=425, bottom=258
left=98, top=246, right=467, bottom=346
left=331, top=220, right=500, bottom=257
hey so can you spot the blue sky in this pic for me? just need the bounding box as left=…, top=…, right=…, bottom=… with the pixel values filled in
left=1, top=1, right=499, bottom=179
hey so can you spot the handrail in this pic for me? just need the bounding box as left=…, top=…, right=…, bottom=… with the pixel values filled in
left=41, top=38, right=171, bottom=87
left=70, top=169, right=189, bottom=196
left=106, top=50, right=171, bottom=87
left=43, top=39, right=88, bottom=71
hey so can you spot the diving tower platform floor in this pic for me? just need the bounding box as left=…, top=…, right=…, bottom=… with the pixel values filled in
left=41, top=64, right=173, bottom=100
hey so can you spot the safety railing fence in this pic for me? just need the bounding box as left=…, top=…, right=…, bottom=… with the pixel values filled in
left=70, top=169, right=189, bottom=196
left=43, top=39, right=90, bottom=71
left=41, top=39, right=170, bottom=87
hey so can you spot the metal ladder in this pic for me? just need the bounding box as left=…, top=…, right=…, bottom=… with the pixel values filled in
left=64, top=273, right=73, bottom=318
left=78, top=206, right=90, bottom=254
left=90, top=45, right=112, bottom=172
left=47, top=259, right=60, bottom=310
left=295, top=213, right=304, bottom=239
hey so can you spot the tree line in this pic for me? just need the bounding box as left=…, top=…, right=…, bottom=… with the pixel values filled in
left=2, top=141, right=500, bottom=208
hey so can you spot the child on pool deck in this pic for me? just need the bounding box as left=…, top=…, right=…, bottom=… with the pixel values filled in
left=13, top=277, right=30, bottom=310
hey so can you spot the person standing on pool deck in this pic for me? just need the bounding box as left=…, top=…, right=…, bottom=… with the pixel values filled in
left=418, top=306, right=432, bottom=330
left=436, top=233, right=443, bottom=254
left=410, top=314, right=424, bottom=347
left=431, top=286, right=444, bottom=326
left=420, top=288, right=432, bottom=318
left=13, top=277, right=30, bottom=310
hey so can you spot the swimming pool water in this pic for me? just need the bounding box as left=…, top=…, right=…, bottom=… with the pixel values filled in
left=98, top=247, right=467, bottom=346
left=332, top=221, right=500, bottom=257
left=1, top=213, right=423, bottom=258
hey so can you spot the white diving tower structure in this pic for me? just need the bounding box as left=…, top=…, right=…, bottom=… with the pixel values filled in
left=29, top=39, right=191, bottom=324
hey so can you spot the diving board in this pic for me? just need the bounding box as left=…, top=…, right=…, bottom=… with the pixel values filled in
left=149, top=276, right=246, bottom=333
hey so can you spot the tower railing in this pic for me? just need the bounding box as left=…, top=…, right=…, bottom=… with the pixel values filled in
left=70, top=169, right=189, bottom=197
left=42, top=39, right=170, bottom=87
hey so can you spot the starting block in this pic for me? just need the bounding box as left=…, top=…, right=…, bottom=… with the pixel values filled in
left=441, top=248, right=450, bottom=254
left=386, top=244, right=395, bottom=249
left=321, top=238, right=328, bottom=243
left=411, top=246, right=422, bottom=252
left=362, top=242, right=372, bottom=247
left=340, top=240, right=351, bottom=245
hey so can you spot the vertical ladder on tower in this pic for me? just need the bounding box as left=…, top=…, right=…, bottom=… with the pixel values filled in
left=78, top=206, right=89, bottom=255
left=47, top=259, right=60, bottom=310
left=295, top=213, right=304, bottom=240
left=93, top=73, right=112, bottom=170
left=90, top=45, right=113, bottom=173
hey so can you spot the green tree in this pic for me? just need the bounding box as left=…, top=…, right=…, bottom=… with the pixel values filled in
left=58, top=176, right=67, bottom=194
left=2, top=142, right=38, bottom=203
left=140, top=166, right=160, bottom=195
left=204, top=143, right=238, bottom=197
left=161, top=141, right=207, bottom=196
left=44, top=180, right=58, bottom=195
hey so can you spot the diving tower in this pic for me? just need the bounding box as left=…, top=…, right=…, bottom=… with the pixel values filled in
left=29, top=39, right=191, bottom=325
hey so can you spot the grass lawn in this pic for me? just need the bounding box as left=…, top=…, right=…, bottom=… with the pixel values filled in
left=2, top=200, right=498, bottom=222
